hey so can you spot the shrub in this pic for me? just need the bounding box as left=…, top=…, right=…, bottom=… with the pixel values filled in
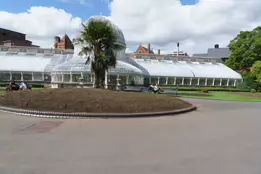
left=251, top=89, right=256, bottom=93
left=202, top=89, right=208, bottom=93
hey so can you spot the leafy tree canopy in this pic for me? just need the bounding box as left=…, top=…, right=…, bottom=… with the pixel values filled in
left=252, top=61, right=261, bottom=83
left=226, top=26, right=261, bottom=71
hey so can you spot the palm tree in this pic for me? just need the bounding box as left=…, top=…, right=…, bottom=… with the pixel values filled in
left=75, top=19, right=124, bottom=88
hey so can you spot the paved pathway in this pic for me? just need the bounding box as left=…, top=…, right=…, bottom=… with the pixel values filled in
left=0, top=99, right=261, bottom=174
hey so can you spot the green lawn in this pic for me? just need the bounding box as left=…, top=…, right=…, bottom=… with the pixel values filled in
left=180, top=91, right=261, bottom=102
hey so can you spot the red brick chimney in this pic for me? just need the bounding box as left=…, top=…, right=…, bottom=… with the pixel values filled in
left=148, top=43, right=151, bottom=54
left=158, top=49, right=160, bottom=55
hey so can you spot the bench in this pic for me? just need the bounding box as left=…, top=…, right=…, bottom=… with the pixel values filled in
left=124, top=86, right=143, bottom=92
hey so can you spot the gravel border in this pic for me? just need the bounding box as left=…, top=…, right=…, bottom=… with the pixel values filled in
left=0, top=105, right=197, bottom=119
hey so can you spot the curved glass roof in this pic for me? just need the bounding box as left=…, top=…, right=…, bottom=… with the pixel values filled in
left=0, top=53, right=70, bottom=72
left=85, top=16, right=126, bottom=47
left=52, top=57, right=143, bottom=75
left=134, top=59, right=242, bottom=79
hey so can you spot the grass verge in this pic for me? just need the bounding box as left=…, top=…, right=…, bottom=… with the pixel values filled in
left=180, top=92, right=261, bottom=102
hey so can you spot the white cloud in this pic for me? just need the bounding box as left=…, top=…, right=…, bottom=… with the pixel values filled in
left=1, top=0, right=261, bottom=55
left=0, top=6, right=82, bottom=48
left=109, top=0, right=261, bottom=54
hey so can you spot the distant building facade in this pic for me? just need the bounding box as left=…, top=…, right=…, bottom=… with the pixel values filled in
left=193, top=44, right=231, bottom=62
left=134, top=43, right=155, bottom=55
left=168, top=51, right=188, bottom=56
left=54, top=34, right=74, bottom=50
left=0, top=28, right=39, bottom=47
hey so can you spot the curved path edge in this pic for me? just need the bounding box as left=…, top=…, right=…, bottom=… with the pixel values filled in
left=0, top=105, right=197, bottom=118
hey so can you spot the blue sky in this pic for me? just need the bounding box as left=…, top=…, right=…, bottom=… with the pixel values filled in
left=0, top=0, right=198, bottom=20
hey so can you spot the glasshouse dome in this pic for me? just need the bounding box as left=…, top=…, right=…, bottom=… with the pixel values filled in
left=74, top=16, right=126, bottom=60
left=85, top=16, right=126, bottom=47
left=51, top=57, right=144, bottom=86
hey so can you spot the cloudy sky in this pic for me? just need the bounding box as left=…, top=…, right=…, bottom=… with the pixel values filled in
left=0, top=0, right=261, bottom=55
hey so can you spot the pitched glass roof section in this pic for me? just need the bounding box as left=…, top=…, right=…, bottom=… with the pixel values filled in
left=134, top=59, right=242, bottom=79
left=0, top=52, right=70, bottom=72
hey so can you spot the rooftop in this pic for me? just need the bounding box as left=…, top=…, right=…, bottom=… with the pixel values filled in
left=0, top=27, right=25, bottom=35
left=193, top=44, right=231, bottom=59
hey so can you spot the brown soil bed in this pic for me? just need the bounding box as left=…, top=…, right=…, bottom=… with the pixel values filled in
left=0, top=88, right=192, bottom=113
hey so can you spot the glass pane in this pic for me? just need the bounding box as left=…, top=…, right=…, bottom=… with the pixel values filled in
left=229, top=79, right=234, bottom=86
left=167, top=77, right=174, bottom=85
left=207, top=78, right=213, bottom=86
left=72, top=74, right=81, bottom=82
left=214, top=79, right=221, bottom=86
left=151, top=77, right=158, bottom=85
left=33, top=73, right=43, bottom=81
left=56, top=74, right=62, bottom=82
left=184, top=78, right=190, bottom=85
left=0, top=72, right=10, bottom=81
left=199, top=79, right=206, bottom=86
left=63, top=74, right=70, bottom=82
left=192, top=78, right=198, bottom=86
left=23, top=73, right=32, bottom=81
left=119, top=76, right=127, bottom=85
left=128, top=76, right=135, bottom=85
left=222, top=79, right=228, bottom=86
left=143, top=77, right=150, bottom=86
left=83, top=74, right=92, bottom=83
left=134, top=76, right=144, bottom=85
left=159, top=77, right=166, bottom=85
left=44, top=74, right=51, bottom=82
left=12, top=73, right=21, bottom=81
left=176, top=78, right=182, bottom=85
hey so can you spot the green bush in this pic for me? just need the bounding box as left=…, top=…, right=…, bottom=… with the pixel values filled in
left=202, top=88, right=208, bottom=93
left=251, top=89, right=256, bottom=93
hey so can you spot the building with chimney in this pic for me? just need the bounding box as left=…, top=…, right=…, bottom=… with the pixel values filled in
left=54, top=34, right=74, bottom=50
left=134, top=44, right=155, bottom=55
left=0, top=28, right=39, bottom=47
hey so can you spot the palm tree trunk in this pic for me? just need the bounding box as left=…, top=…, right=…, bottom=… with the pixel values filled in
left=95, top=73, right=100, bottom=88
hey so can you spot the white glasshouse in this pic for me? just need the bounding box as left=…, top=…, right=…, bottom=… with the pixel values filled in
left=0, top=16, right=242, bottom=88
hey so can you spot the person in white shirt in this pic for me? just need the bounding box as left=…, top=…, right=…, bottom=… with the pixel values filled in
left=19, top=81, right=27, bottom=90
left=153, top=84, right=159, bottom=93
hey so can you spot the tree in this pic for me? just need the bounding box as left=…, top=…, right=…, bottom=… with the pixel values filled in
left=239, top=71, right=257, bottom=90
left=75, top=19, right=124, bottom=88
left=252, top=61, right=261, bottom=90
left=226, top=26, right=261, bottom=71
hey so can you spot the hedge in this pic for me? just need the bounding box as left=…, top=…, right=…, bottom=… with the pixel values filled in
left=163, top=87, right=250, bottom=92
left=0, top=84, right=44, bottom=88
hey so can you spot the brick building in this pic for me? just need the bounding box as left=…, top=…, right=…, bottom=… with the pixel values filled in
left=134, top=44, right=156, bottom=55
left=54, top=34, right=74, bottom=50
left=0, top=28, right=39, bottom=47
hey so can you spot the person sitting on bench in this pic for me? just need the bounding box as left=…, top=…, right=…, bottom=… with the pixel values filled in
left=19, top=81, right=27, bottom=90
left=153, top=84, right=160, bottom=93
left=148, top=84, right=154, bottom=92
